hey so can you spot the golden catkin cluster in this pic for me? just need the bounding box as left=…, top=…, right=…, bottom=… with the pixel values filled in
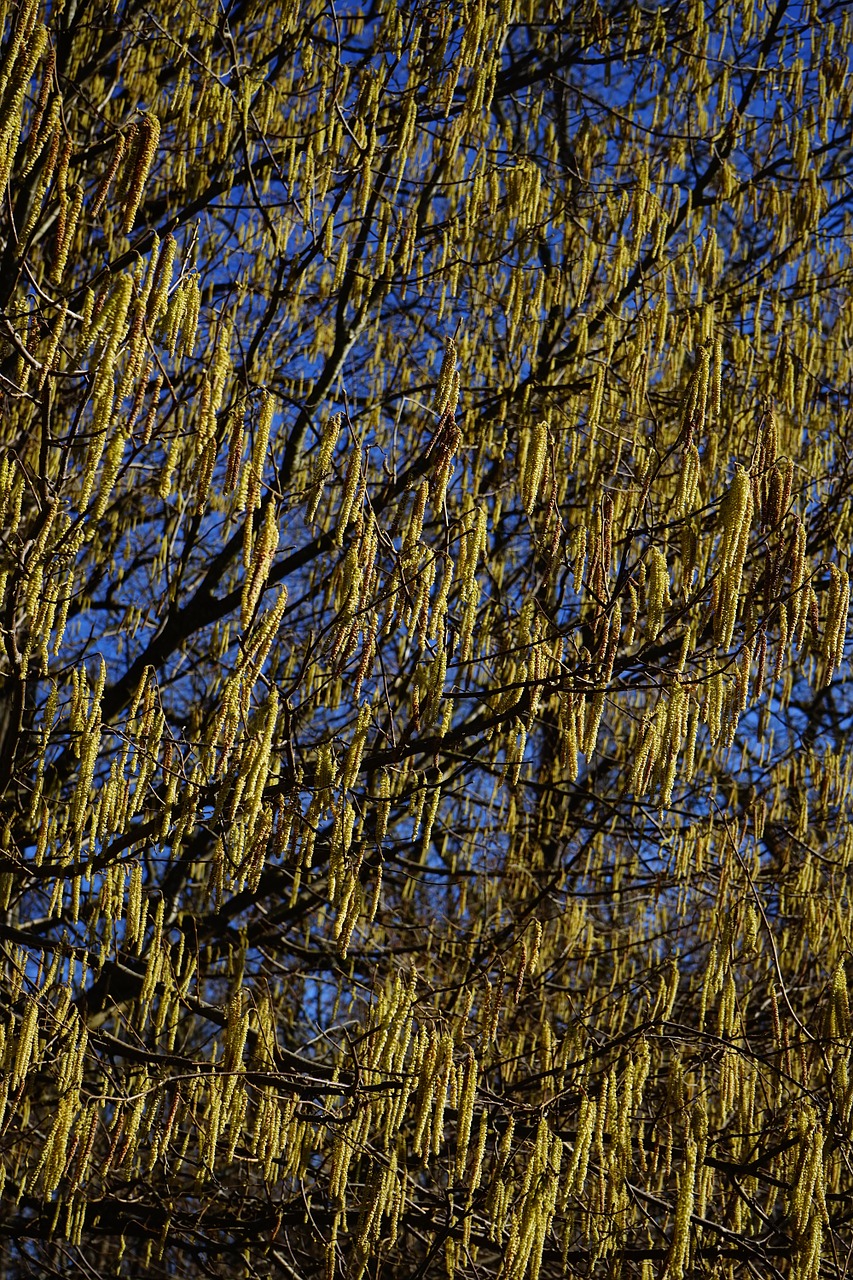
left=0, top=0, right=852, bottom=1277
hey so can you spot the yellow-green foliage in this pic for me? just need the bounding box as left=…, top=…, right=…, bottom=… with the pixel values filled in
left=0, top=0, right=852, bottom=1276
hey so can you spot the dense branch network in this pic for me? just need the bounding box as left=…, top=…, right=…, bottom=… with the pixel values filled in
left=0, top=0, right=852, bottom=1277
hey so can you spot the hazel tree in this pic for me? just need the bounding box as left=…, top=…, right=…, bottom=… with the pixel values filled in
left=1, top=0, right=853, bottom=1276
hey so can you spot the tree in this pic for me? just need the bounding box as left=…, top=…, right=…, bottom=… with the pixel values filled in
left=1, top=0, right=853, bottom=1274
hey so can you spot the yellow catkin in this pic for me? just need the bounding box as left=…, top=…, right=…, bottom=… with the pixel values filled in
left=454, top=1047, right=478, bottom=1180
left=307, top=412, right=344, bottom=521
left=0, top=20, right=47, bottom=200
left=647, top=547, right=670, bottom=640
left=12, top=998, right=39, bottom=1088
left=521, top=421, right=549, bottom=514
left=717, top=465, right=753, bottom=650
left=180, top=275, right=201, bottom=357
left=51, top=183, right=83, bottom=283
left=433, top=337, right=457, bottom=413
left=236, top=391, right=273, bottom=514
left=822, top=564, right=849, bottom=683
left=91, top=133, right=127, bottom=216
left=148, top=234, right=177, bottom=322
left=342, top=702, right=372, bottom=793
left=241, top=502, right=279, bottom=627
left=79, top=276, right=133, bottom=509
left=335, top=446, right=362, bottom=543
left=121, top=113, right=160, bottom=233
